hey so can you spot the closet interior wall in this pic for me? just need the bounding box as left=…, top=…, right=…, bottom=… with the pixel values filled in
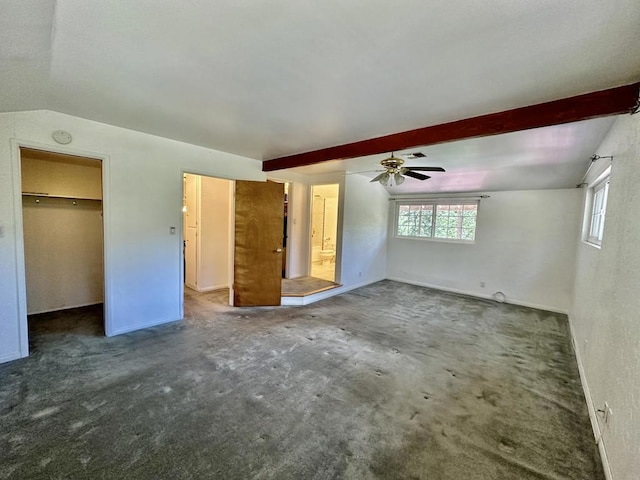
left=20, top=148, right=104, bottom=315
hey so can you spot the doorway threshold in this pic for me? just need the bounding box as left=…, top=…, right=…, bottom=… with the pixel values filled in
left=281, top=276, right=340, bottom=297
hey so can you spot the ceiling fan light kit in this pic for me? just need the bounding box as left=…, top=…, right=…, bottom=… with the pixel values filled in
left=370, top=153, right=445, bottom=186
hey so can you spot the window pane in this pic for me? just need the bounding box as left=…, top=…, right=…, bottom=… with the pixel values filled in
left=397, top=204, right=434, bottom=237
left=588, top=179, right=609, bottom=244
left=433, top=203, right=477, bottom=240
left=397, top=202, right=477, bottom=241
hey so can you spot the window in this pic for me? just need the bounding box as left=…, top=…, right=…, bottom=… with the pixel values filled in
left=587, top=176, right=609, bottom=246
left=396, top=201, right=478, bottom=242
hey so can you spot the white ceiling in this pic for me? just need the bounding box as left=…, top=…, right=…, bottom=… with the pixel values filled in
left=1, top=1, right=639, bottom=192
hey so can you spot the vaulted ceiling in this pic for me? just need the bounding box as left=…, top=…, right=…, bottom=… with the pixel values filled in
left=2, top=1, right=639, bottom=192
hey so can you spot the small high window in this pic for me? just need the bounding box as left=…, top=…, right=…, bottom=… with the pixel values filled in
left=587, top=176, right=610, bottom=246
left=395, top=201, right=478, bottom=242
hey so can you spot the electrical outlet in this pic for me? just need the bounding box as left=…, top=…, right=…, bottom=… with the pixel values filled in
left=169, top=226, right=176, bottom=235
left=358, top=272, right=362, bottom=278
left=480, top=281, right=486, bottom=288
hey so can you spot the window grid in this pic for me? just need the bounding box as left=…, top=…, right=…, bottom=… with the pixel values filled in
left=396, top=201, right=478, bottom=242
left=588, top=179, right=609, bottom=245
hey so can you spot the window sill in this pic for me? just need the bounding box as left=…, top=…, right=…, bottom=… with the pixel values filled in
left=394, top=235, right=475, bottom=245
left=582, top=240, right=602, bottom=250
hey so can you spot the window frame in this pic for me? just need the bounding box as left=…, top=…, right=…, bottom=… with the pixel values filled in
left=394, top=199, right=479, bottom=243
left=586, top=174, right=610, bottom=247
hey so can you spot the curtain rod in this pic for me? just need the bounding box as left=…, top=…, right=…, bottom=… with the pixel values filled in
left=388, top=194, right=490, bottom=201
left=576, top=155, right=613, bottom=188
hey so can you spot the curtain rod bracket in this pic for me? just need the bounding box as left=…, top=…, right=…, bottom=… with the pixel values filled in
left=591, top=155, right=614, bottom=162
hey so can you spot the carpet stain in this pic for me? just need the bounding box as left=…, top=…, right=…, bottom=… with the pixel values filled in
left=0, top=281, right=603, bottom=480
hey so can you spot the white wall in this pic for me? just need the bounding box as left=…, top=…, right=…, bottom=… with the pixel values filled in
left=570, top=114, right=640, bottom=480
left=0, top=110, right=264, bottom=363
left=387, top=189, right=582, bottom=313
left=285, top=181, right=309, bottom=278
left=273, top=171, right=389, bottom=290
left=198, top=176, right=231, bottom=291
left=339, top=174, right=389, bottom=287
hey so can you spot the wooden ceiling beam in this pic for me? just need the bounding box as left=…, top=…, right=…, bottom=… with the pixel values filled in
left=262, top=83, right=640, bottom=172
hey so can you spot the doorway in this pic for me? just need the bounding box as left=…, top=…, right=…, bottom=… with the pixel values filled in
left=19, top=147, right=106, bottom=339
left=310, top=184, right=339, bottom=282
left=182, top=173, right=233, bottom=307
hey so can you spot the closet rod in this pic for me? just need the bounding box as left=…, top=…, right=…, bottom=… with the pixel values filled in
left=22, top=192, right=102, bottom=201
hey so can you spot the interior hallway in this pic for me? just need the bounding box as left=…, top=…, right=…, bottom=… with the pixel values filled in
left=1, top=281, right=602, bottom=479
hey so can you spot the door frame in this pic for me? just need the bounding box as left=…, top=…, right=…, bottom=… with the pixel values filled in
left=179, top=170, right=235, bottom=313
left=264, top=177, right=291, bottom=278
left=10, top=139, right=112, bottom=356
left=307, top=182, right=344, bottom=283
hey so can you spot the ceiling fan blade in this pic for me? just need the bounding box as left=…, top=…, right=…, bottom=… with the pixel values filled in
left=370, top=172, right=388, bottom=183
left=404, top=166, right=446, bottom=172
left=404, top=171, right=431, bottom=181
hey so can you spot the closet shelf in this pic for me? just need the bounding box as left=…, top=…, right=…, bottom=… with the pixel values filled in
left=22, top=192, right=102, bottom=201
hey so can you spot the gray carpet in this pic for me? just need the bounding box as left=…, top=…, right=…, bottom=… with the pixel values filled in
left=0, top=281, right=602, bottom=479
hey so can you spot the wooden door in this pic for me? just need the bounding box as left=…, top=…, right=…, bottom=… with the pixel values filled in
left=234, top=181, right=284, bottom=306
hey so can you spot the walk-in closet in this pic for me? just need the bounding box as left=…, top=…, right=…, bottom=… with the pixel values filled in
left=20, top=148, right=104, bottom=335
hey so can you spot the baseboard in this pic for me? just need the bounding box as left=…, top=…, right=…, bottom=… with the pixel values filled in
left=281, top=277, right=385, bottom=306
left=385, top=277, right=568, bottom=314
left=107, top=316, right=183, bottom=337
left=197, top=284, right=229, bottom=293
left=567, top=317, right=613, bottom=480
left=27, top=301, right=103, bottom=316
left=0, top=351, right=24, bottom=364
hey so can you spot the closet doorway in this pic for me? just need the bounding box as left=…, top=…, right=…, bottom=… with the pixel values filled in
left=19, top=147, right=106, bottom=339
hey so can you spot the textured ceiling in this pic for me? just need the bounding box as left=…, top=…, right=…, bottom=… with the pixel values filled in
left=1, top=1, right=638, bottom=192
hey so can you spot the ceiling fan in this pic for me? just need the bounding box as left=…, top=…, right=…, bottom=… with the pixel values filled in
left=370, top=152, right=445, bottom=186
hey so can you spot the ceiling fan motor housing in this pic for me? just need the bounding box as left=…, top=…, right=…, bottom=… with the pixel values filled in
left=380, top=155, right=404, bottom=172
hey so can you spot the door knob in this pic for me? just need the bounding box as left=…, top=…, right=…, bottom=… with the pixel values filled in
left=275, top=248, right=283, bottom=253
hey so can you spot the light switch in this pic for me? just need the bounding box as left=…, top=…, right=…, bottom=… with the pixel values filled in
left=169, top=226, right=176, bottom=235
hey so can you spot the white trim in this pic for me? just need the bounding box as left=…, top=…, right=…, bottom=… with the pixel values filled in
left=9, top=139, right=113, bottom=349
left=0, top=352, right=22, bottom=364
left=9, top=139, right=28, bottom=358
left=228, top=181, right=235, bottom=306
left=386, top=277, right=568, bottom=314
left=567, top=318, right=613, bottom=480
left=280, top=277, right=384, bottom=306
left=27, top=301, right=103, bottom=316
left=108, top=316, right=182, bottom=336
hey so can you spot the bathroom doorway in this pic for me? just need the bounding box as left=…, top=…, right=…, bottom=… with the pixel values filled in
left=310, top=184, right=339, bottom=282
